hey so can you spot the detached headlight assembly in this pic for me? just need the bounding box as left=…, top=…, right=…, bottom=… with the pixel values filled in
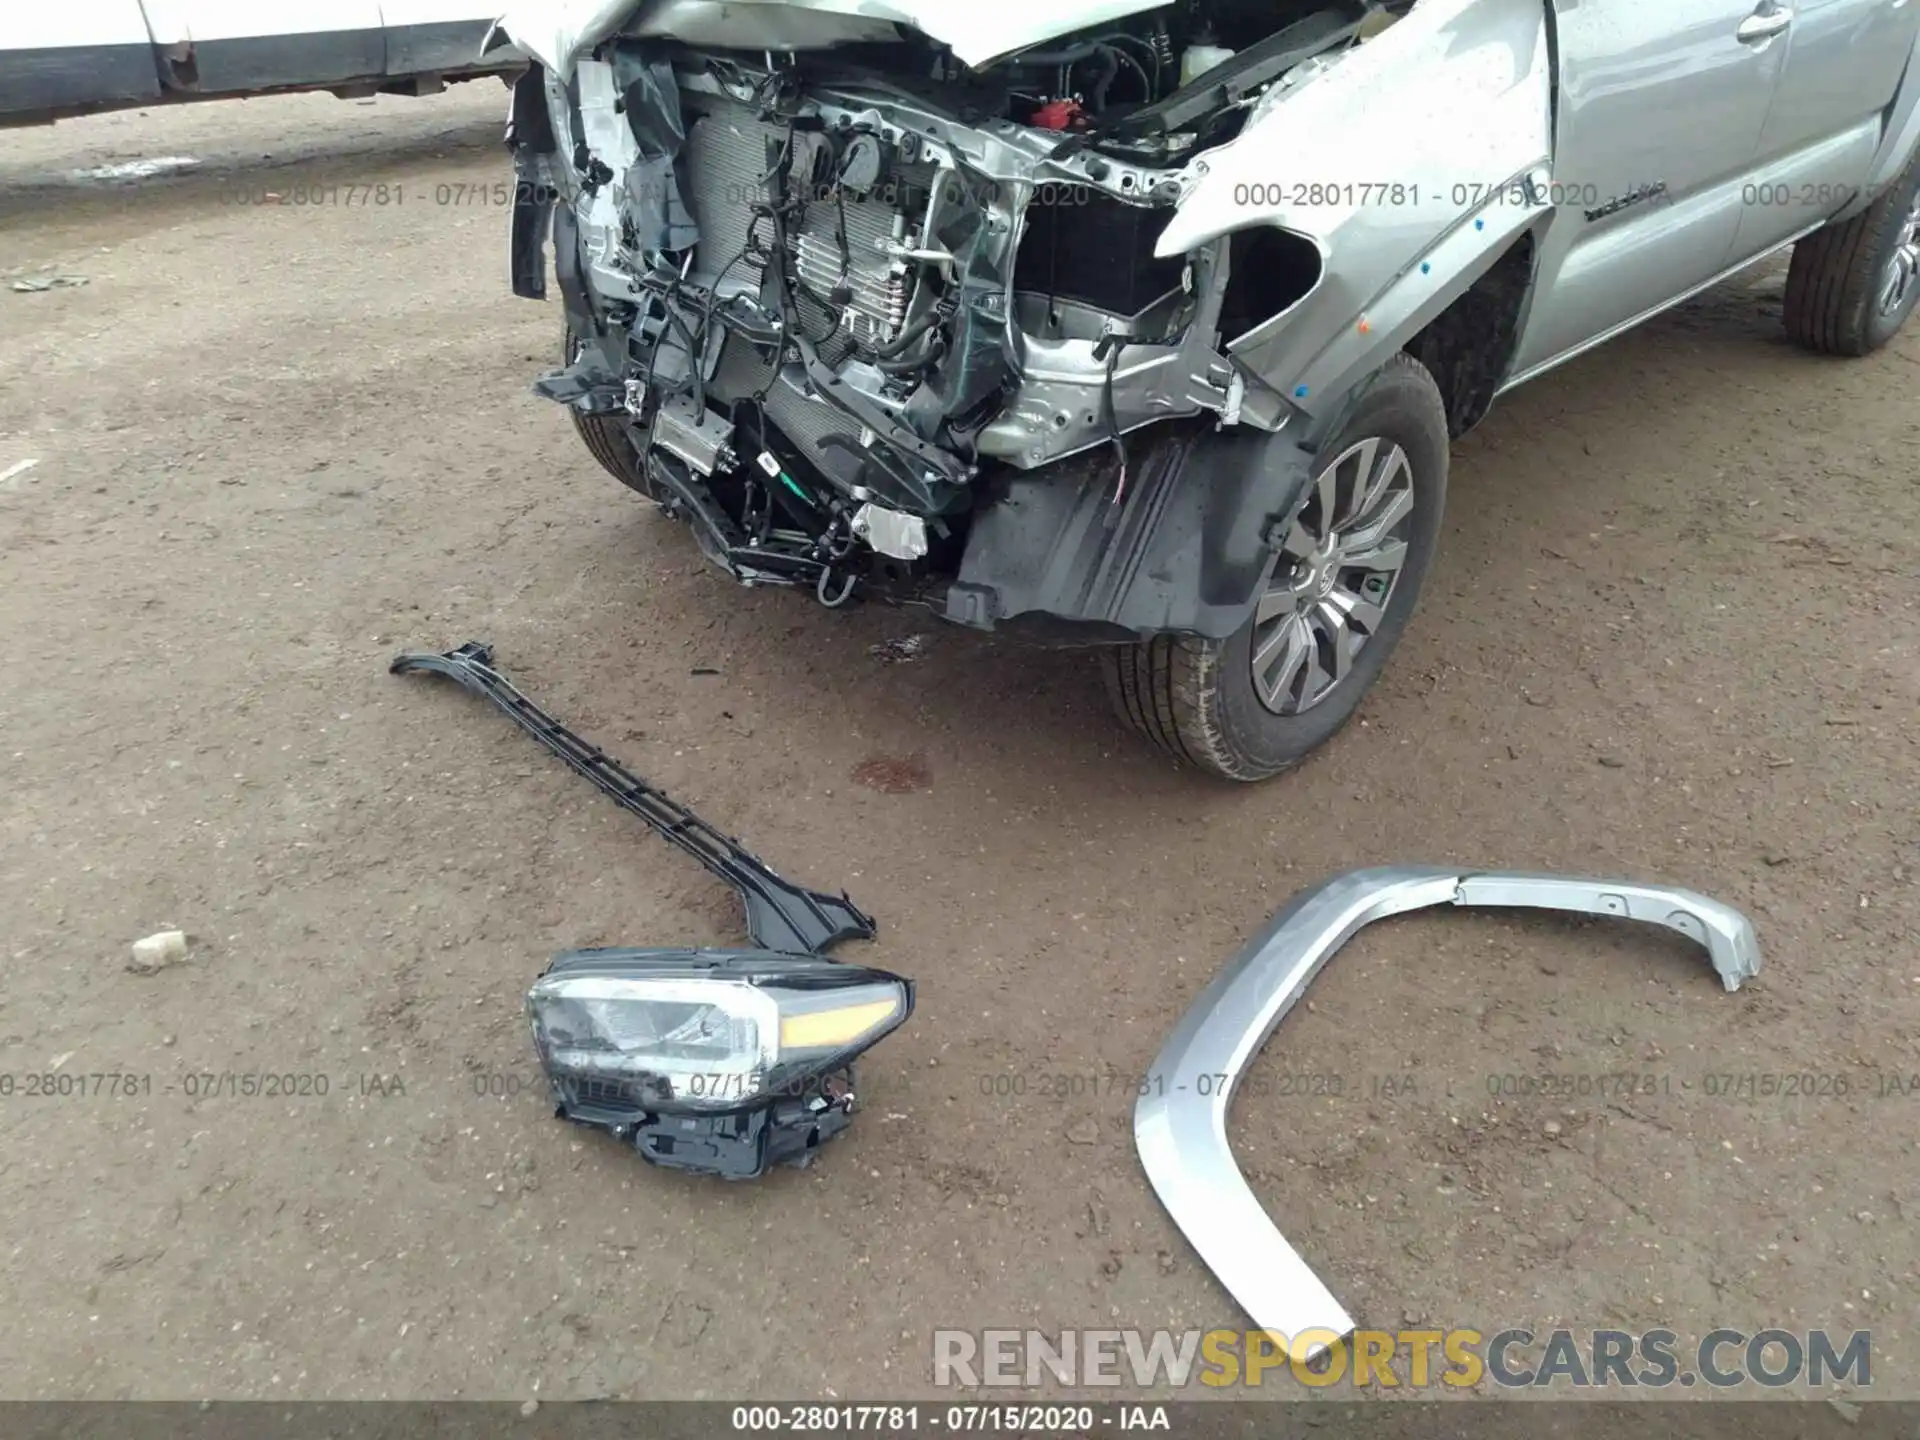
left=528, top=948, right=913, bottom=1179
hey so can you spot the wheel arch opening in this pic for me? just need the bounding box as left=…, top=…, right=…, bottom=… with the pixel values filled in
left=1221, top=225, right=1325, bottom=344
left=1403, top=230, right=1538, bottom=438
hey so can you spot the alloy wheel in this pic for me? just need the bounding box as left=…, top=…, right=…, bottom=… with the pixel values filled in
left=1250, top=436, right=1416, bottom=716
left=1879, top=187, right=1920, bottom=318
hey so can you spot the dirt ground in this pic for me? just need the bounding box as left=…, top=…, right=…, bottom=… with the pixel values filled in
left=1, top=86, right=1916, bottom=1405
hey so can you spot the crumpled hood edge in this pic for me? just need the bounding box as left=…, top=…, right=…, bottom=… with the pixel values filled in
left=491, top=0, right=1170, bottom=75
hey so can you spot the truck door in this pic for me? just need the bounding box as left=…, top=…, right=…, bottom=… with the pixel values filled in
left=1730, top=0, right=1920, bottom=258
left=1510, top=0, right=1788, bottom=379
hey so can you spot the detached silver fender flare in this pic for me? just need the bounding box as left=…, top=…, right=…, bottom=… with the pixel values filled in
left=1134, top=867, right=1762, bottom=1349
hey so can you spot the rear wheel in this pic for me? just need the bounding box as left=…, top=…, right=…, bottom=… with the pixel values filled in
left=562, top=328, right=656, bottom=498
left=1783, top=144, right=1920, bottom=356
left=1101, top=354, right=1449, bottom=782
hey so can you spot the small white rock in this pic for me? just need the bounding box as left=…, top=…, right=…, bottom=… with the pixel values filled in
left=128, top=930, right=188, bottom=974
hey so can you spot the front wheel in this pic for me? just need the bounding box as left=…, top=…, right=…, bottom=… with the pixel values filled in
left=1101, top=353, right=1449, bottom=783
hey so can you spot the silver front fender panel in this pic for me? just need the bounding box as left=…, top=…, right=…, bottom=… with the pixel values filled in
left=1134, top=867, right=1762, bottom=1350
left=1156, top=0, right=1553, bottom=423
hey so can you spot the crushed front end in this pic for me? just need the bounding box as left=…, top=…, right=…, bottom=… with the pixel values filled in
left=503, top=3, right=1377, bottom=636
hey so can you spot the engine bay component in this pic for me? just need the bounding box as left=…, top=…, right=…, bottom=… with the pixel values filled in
left=837, top=133, right=889, bottom=195
left=852, top=501, right=930, bottom=561
left=503, top=2, right=1402, bottom=616
left=1135, top=866, right=1762, bottom=1348
left=1106, top=2, right=1372, bottom=140
left=653, top=396, right=738, bottom=477
left=530, top=946, right=914, bottom=1178
left=390, top=641, right=876, bottom=956
left=497, top=0, right=1572, bottom=654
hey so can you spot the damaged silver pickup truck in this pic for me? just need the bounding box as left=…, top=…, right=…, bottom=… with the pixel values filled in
left=492, top=0, right=1920, bottom=780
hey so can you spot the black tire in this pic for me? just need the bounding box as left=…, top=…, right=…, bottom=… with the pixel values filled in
left=1101, top=353, right=1449, bottom=783
left=562, top=328, right=657, bottom=498
left=1783, top=142, right=1920, bottom=357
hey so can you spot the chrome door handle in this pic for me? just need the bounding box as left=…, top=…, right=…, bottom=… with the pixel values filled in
left=1737, top=4, right=1794, bottom=42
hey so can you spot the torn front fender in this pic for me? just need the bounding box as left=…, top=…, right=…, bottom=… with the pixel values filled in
left=1135, top=867, right=1761, bottom=1349
left=1156, top=0, right=1553, bottom=420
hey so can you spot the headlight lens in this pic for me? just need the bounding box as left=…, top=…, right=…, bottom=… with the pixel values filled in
left=528, top=950, right=911, bottom=1114
left=534, top=975, right=778, bottom=1105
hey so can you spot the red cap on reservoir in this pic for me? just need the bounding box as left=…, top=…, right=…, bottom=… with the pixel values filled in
left=1030, top=99, right=1083, bottom=131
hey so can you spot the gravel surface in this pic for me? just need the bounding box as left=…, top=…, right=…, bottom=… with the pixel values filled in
left=1, top=87, right=1916, bottom=1402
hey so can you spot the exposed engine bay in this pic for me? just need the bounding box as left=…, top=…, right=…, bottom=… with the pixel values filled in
left=506, top=0, right=1409, bottom=619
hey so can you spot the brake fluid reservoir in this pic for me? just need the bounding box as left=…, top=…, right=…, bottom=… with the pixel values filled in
left=1180, top=42, right=1235, bottom=85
